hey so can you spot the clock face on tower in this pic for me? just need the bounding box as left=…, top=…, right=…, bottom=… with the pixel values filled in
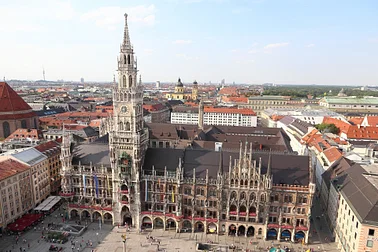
left=121, top=106, right=127, bottom=113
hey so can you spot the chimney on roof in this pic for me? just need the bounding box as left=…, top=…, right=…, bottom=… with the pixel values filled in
left=357, top=124, right=360, bottom=129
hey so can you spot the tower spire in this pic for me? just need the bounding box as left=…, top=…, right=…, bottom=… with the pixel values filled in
left=123, top=13, right=131, bottom=48
left=267, top=149, right=272, bottom=176
left=218, top=148, right=223, bottom=175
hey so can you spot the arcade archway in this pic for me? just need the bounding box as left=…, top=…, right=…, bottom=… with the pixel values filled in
left=247, top=226, right=255, bottom=237
left=154, top=217, right=164, bottom=229
left=229, top=224, right=236, bottom=236
left=238, top=225, right=246, bottom=236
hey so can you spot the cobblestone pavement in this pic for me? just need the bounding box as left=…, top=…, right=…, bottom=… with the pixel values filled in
left=0, top=204, right=340, bottom=252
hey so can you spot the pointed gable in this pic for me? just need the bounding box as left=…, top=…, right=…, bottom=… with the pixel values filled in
left=0, top=82, right=33, bottom=113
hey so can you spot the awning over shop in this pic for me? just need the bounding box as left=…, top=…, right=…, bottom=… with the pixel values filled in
left=34, top=196, right=61, bottom=211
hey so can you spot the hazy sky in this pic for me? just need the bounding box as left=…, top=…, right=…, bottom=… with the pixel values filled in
left=1, top=0, right=378, bottom=85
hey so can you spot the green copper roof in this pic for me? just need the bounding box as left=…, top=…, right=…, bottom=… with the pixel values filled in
left=322, top=96, right=378, bottom=105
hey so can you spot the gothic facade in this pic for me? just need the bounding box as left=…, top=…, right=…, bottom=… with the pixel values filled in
left=60, top=13, right=315, bottom=244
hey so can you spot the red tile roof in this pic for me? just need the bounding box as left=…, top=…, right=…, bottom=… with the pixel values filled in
left=0, top=82, right=32, bottom=112
left=0, top=158, right=30, bottom=181
left=323, top=147, right=342, bottom=163
left=366, top=116, right=378, bottom=127
left=143, top=103, right=166, bottom=112
left=322, top=117, right=351, bottom=133
left=35, top=141, right=60, bottom=156
left=345, top=125, right=378, bottom=140
left=218, top=87, right=238, bottom=96
left=4, top=128, right=44, bottom=142
left=348, top=117, right=364, bottom=125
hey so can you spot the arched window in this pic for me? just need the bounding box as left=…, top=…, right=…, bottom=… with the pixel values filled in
left=119, top=122, right=124, bottom=130
left=230, top=191, right=237, bottom=201
left=126, top=122, right=130, bottom=131
left=3, top=121, right=10, bottom=138
left=123, top=75, right=127, bottom=87
left=249, top=193, right=256, bottom=202
left=127, top=54, right=131, bottom=65
left=260, top=194, right=266, bottom=202
left=124, top=55, right=127, bottom=64
left=21, top=120, right=27, bottom=128
left=240, top=192, right=246, bottom=200
left=128, top=75, right=133, bottom=87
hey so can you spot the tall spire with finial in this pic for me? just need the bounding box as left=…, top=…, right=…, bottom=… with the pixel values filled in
left=218, top=148, right=223, bottom=175
left=267, top=149, right=272, bottom=176
left=123, top=13, right=131, bottom=48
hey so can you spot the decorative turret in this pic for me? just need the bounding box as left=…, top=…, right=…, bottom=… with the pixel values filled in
left=198, top=99, right=204, bottom=130
left=192, top=80, right=198, bottom=100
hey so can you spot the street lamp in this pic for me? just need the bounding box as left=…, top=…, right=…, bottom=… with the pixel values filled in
left=96, top=233, right=99, bottom=244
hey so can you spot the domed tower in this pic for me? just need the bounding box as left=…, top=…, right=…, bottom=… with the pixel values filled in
left=192, top=80, right=198, bottom=100
left=175, top=78, right=184, bottom=94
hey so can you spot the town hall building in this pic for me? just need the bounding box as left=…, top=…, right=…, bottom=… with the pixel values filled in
left=60, top=13, right=315, bottom=244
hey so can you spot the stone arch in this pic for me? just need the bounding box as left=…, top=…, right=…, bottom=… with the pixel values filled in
left=21, top=120, right=27, bottom=128
left=247, top=226, right=255, bottom=237
left=121, top=206, right=132, bottom=226
left=119, top=121, right=124, bottom=130
left=249, top=192, right=256, bottom=202
left=281, top=230, right=291, bottom=240
left=249, top=206, right=256, bottom=214
left=230, top=191, right=237, bottom=201
left=153, top=217, right=164, bottom=229
left=260, top=193, right=266, bottom=202
left=194, top=221, right=204, bottom=232
left=126, top=121, right=130, bottom=131
left=81, top=210, right=90, bottom=219
left=267, top=228, right=277, bottom=240
left=207, top=222, right=217, bottom=234
left=121, top=184, right=128, bottom=192
left=103, top=212, right=113, bottom=223
left=238, top=225, right=246, bottom=236
left=182, top=220, right=192, bottom=229
left=240, top=180, right=243, bottom=186
left=295, top=231, right=305, bottom=242
left=239, top=205, right=247, bottom=214
left=240, top=192, right=246, bottom=201
left=235, top=179, right=238, bottom=186
left=244, top=180, right=248, bottom=186
left=258, top=228, right=263, bottom=235
left=228, top=224, right=236, bottom=235
left=141, top=216, right=152, bottom=229
left=128, top=75, right=133, bottom=88
left=124, top=54, right=127, bottom=64
left=123, top=75, right=127, bottom=87
left=92, top=211, right=102, bottom=221
left=127, top=54, right=131, bottom=65
left=229, top=204, right=237, bottom=213
left=3, top=121, right=10, bottom=138
left=70, top=209, right=79, bottom=219
left=230, top=179, right=234, bottom=186
left=121, top=195, right=128, bottom=202
left=166, top=218, right=177, bottom=230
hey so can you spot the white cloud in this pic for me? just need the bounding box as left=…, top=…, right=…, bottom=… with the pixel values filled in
left=0, top=1, right=75, bottom=32
left=248, top=49, right=259, bottom=54
left=264, top=42, right=290, bottom=49
left=81, top=5, right=156, bottom=29
left=251, top=42, right=258, bottom=47
left=305, top=43, right=315, bottom=48
left=176, top=53, right=198, bottom=60
left=230, top=49, right=239, bottom=53
left=172, top=40, right=193, bottom=45
left=143, top=49, right=154, bottom=55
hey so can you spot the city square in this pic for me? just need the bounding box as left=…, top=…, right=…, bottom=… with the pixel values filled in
left=0, top=202, right=339, bottom=252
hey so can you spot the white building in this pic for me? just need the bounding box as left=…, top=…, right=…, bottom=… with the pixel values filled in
left=261, top=108, right=347, bottom=128
left=171, top=106, right=257, bottom=127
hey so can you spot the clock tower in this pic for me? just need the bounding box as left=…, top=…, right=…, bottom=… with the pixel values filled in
left=109, top=13, right=149, bottom=229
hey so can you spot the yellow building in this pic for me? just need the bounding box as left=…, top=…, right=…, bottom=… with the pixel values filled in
left=165, top=78, right=198, bottom=100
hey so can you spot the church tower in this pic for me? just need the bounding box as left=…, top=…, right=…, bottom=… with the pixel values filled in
left=109, top=13, right=149, bottom=229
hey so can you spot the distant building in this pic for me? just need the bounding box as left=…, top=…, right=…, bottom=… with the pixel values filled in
left=171, top=105, right=257, bottom=127
left=0, top=82, right=39, bottom=138
left=156, top=81, right=160, bottom=89
left=143, top=102, right=170, bottom=123
left=319, top=96, right=378, bottom=115
left=165, top=79, right=198, bottom=101
left=261, top=108, right=347, bottom=128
